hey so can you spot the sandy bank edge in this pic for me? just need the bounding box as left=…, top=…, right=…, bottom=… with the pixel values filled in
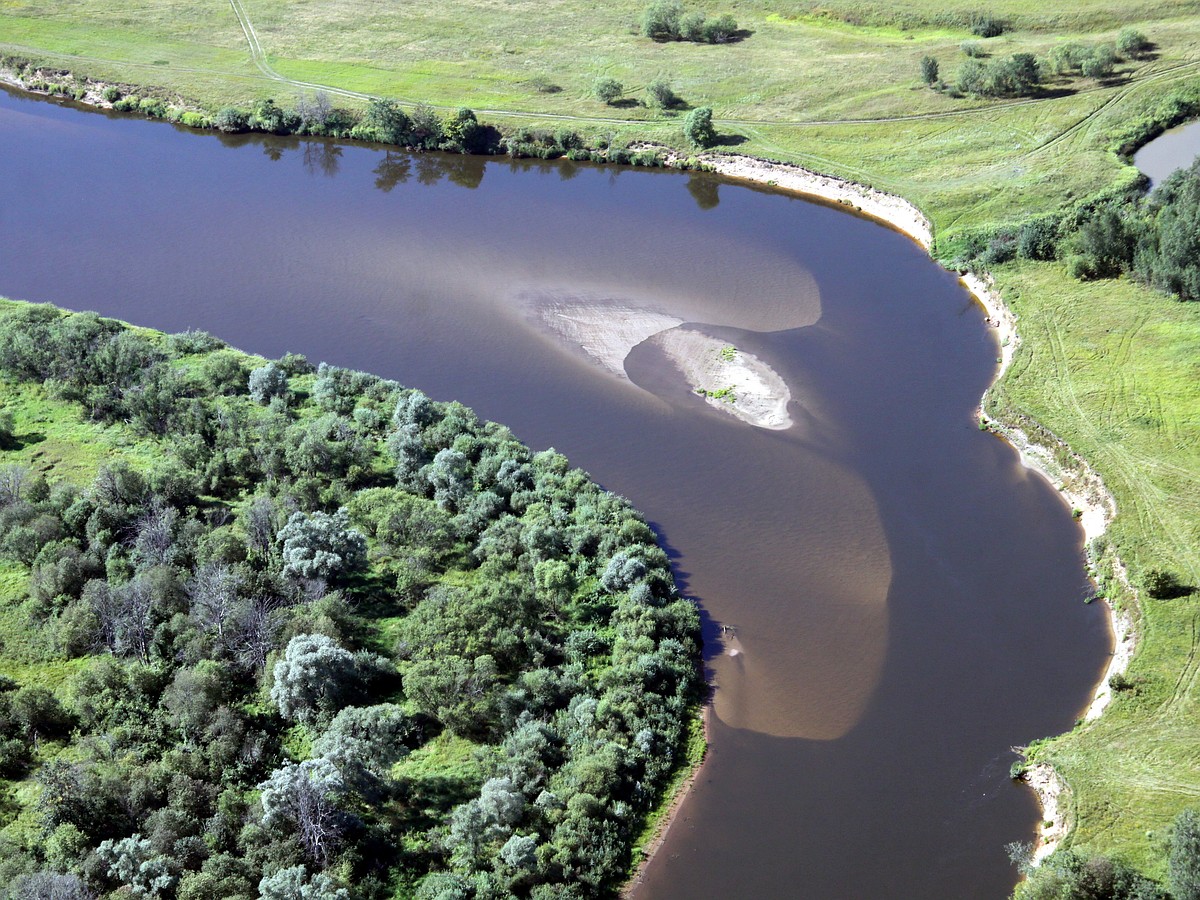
left=695, top=154, right=1136, bottom=868
left=621, top=704, right=711, bottom=898
left=0, top=69, right=1134, bottom=878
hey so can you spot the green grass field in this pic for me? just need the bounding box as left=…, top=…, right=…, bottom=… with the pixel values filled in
left=3, top=0, right=1200, bottom=885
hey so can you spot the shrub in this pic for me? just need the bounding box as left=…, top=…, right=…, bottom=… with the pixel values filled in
left=683, top=106, right=716, bottom=148
left=647, top=77, right=679, bottom=109
left=703, top=14, right=738, bottom=44
left=1172, top=808, right=1200, bottom=900
left=214, top=106, right=250, bottom=133
left=138, top=97, right=167, bottom=118
left=1017, top=218, right=1059, bottom=261
left=593, top=77, right=624, bottom=105
left=1046, top=43, right=1090, bottom=76
left=554, top=127, right=582, bottom=150
left=248, top=362, right=288, bottom=404
left=1145, top=568, right=1185, bottom=599
left=1081, top=44, right=1117, bottom=80
left=920, top=56, right=939, bottom=85
left=1117, top=28, right=1152, bottom=59
left=680, top=10, right=706, bottom=42
left=101, top=85, right=121, bottom=102
left=961, top=40, right=984, bottom=58
left=969, top=13, right=1004, bottom=38
left=0, top=410, right=15, bottom=450
left=642, top=1, right=682, bottom=40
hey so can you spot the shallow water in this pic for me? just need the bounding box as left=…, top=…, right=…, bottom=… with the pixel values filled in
left=1135, top=118, right=1200, bottom=185
left=0, top=86, right=1109, bottom=898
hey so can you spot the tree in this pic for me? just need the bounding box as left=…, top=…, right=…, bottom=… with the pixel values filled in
left=1172, top=808, right=1200, bottom=900
left=702, top=14, right=738, bottom=44
left=312, top=703, right=415, bottom=786
left=248, top=362, right=288, bottom=404
left=593, top=77, right=623, bottom=105
left=271, top=633, right=360, bottom=724
left=1081, top=44, right=1117, bottom=80
left=1117, top=28, right=1152, bottom=59
left=642, top=1, right=682, bottom=40
left=277, top=508, right=367, bottom=581
left=646, top=77, right=679, bottom=109
left=920, top=56, right=939, bottom=86
left=96, top=834, right=176, bottom=898
left=258, top=866, right=348, bottom=900
left=0, top=409, right=15, bottom=450
left=360, top=97, right=411, bottom=144
left=296, top=91, right=332, bottom=131
left=259, top=758, right=348, bottom=867
left=8, top=873, right=95, bottom=900
left=683, top=106, right=716, bottom=148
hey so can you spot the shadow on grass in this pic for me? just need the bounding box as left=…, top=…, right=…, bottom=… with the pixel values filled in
left=712, top=133, right=748, bottom=148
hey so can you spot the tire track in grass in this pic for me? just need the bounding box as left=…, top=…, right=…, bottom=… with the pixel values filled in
left=1040, top=306, right=1200, bottom=735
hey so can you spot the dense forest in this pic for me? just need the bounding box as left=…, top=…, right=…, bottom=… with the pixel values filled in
left=0, top=301, right=702, bottom=899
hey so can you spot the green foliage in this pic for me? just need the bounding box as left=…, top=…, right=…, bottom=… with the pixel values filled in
left=683, top=106, right=716, bottom=148
left=1118, top=28, right=1152, bottom=59
left=1171, top=808, right=1200, bottom=900
left=213, top=106, right=249, bottom=133
left=642, top=1, right=736, bottom=43
left=0, top=300, right=701, bottom=896
left=593, top=77, right=623, bottom=105
left=1144, top=568, right=1186, bottom=600
left=957, top=52, right=1040, bottom=97
left=359, top=97, right=411, bottom=144
left=969, top=13, right=1004, bottom=38
left=1081, top=44, right=1118, bottom=80
left=920, top=55, right=939, bottom=86
left=277, top=508, right=367, bottom=581
left=1133, top=160, right=1200, bottom=301
left=642, top=1, right=682, bottom=40
left=646, top=77, right=679, bottom=109
left=1014, top=850, right=1165, bottom=899
left=703, top=14, right=738, bottom=44
left=248, top=361, right=288, bottom=404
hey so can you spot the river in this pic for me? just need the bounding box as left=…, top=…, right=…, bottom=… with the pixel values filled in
left=0, top=86, right=1109, bottom=898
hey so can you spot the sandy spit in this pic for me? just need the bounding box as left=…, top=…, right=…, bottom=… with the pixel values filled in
left=651, top=328, right=792, bottom=430
left=691, top=152, right=1134, bottom=867
left=527, top=297, right=683, bottom=377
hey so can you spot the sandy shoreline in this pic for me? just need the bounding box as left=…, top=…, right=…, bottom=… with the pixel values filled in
left=690, top=152, right=1134, bottom=870
left=1, top=69, right=1132, bottom=880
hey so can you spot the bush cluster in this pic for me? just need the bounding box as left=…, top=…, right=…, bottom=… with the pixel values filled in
left=0, top=304, right=702, bottom=897
left=642, top=1, right=738, bottom=43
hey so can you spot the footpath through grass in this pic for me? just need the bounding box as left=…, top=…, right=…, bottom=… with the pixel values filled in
left=4, top=0, right=1200, bottom=885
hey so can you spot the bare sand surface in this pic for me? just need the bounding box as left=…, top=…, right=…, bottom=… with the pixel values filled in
left=649, top=328, right=793, bottom=430
left=526, top=296, right=683, bottom=377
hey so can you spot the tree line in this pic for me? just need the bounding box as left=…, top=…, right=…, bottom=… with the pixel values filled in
left=0, top=302, right=702, bottom=899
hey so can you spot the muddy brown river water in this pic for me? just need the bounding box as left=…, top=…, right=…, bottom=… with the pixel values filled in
left=0, top=86, right=1110, bottom=898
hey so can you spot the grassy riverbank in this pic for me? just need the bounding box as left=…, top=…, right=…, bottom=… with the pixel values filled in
left=987, top=263, right=1200, bottom=879
left=3, top=0, right=1200, bottom=888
